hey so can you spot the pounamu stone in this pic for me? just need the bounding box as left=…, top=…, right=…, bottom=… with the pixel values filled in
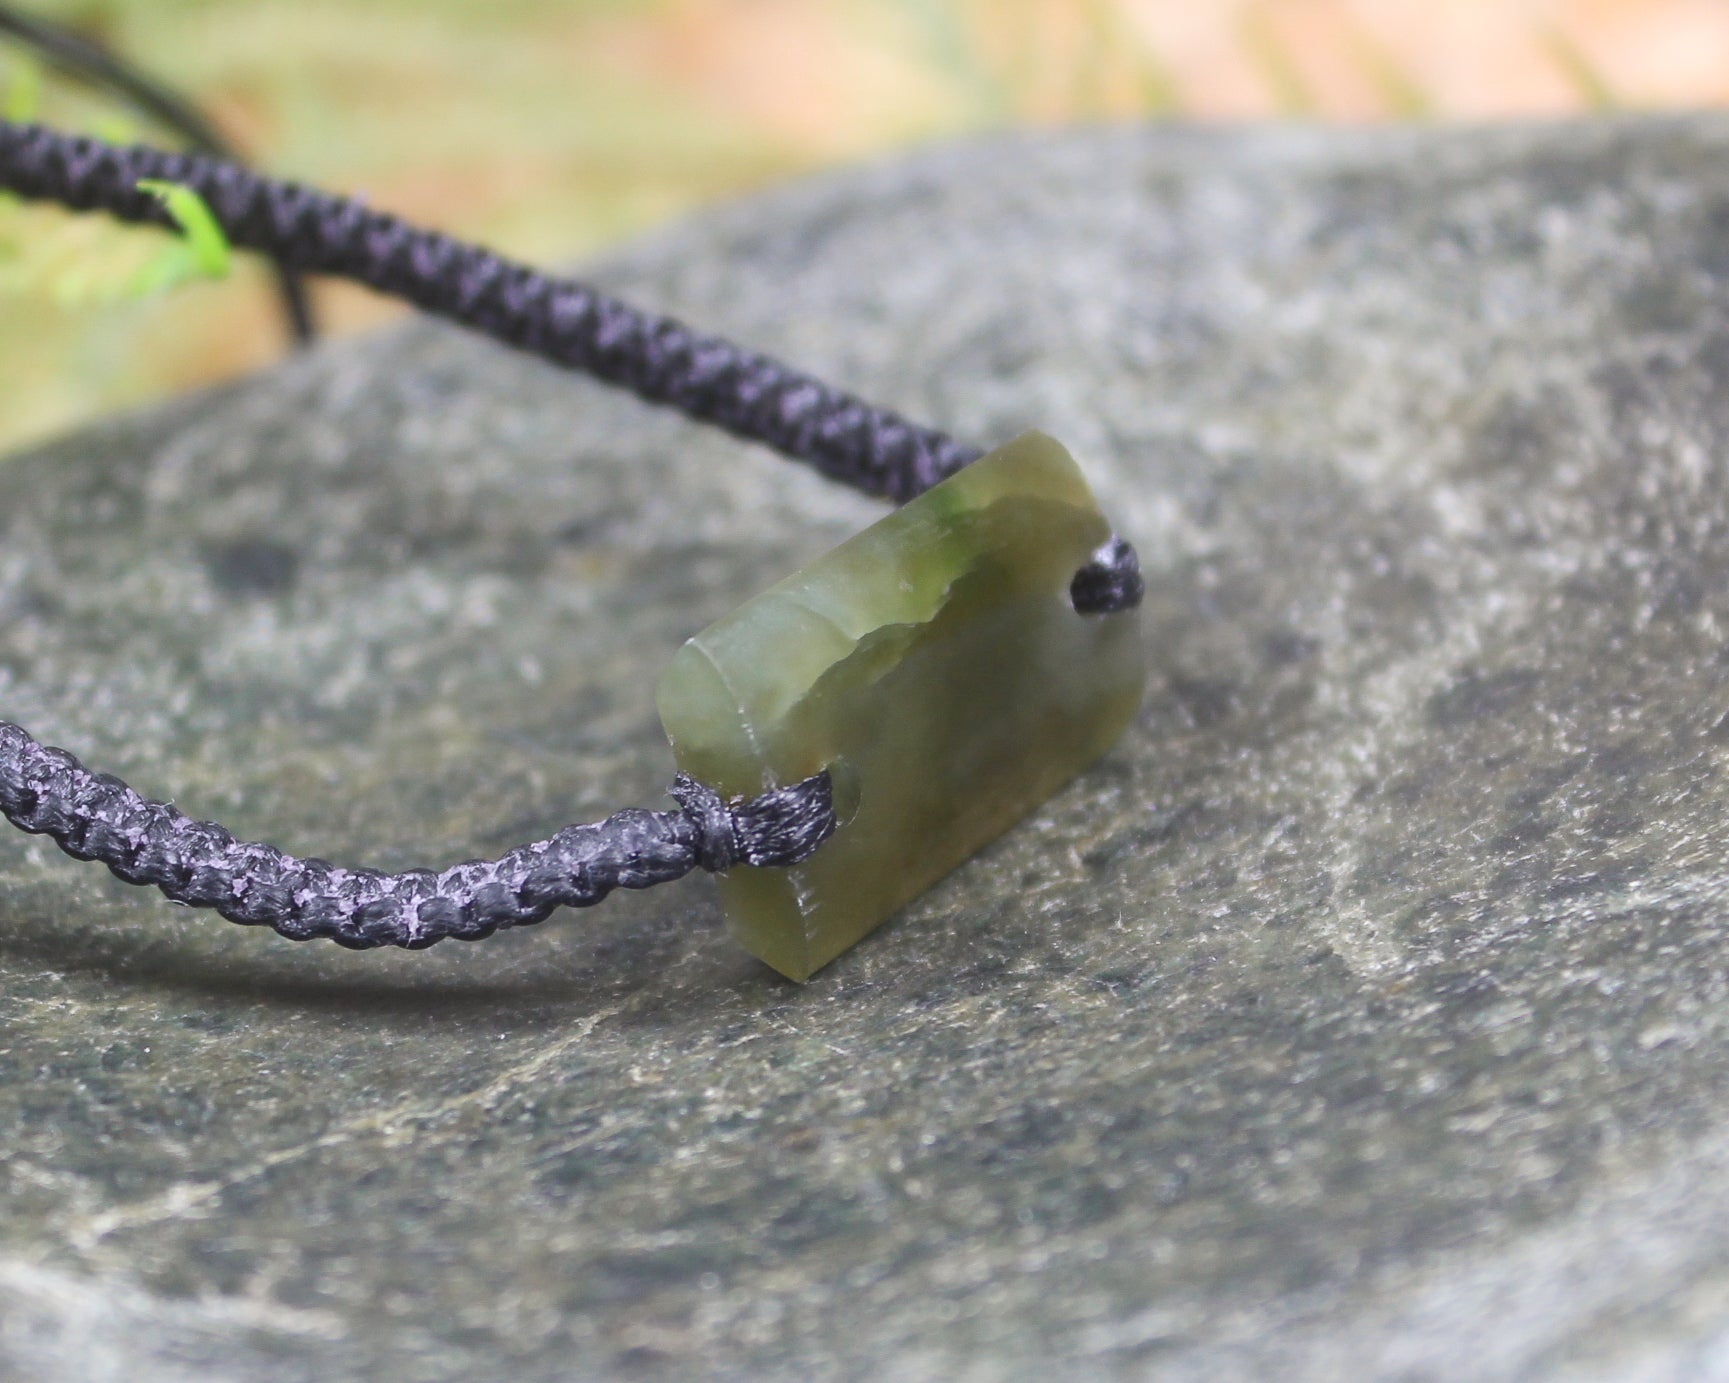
left=655, top=432, right=1145, bottom=980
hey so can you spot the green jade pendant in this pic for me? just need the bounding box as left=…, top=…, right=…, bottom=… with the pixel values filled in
left=656, top=432, right=1145, bottom=980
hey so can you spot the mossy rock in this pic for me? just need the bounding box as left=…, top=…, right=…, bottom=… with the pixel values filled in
left=6, top=118, right=1729, bottom=1379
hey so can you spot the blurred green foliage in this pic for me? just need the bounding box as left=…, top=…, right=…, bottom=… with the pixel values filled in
left=0, top=0, right=1647, bottom=453
left=0, top=0, right=921, bottom=450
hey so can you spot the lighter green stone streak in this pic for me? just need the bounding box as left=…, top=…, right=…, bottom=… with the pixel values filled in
left=656, top=432, right=1145, bottom=981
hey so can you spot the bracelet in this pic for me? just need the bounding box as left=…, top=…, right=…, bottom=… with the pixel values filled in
left=0, top=117, right=1146, bottom=979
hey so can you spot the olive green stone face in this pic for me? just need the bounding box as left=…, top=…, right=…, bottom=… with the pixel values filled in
left=655, top=432, right=1145, bottom=981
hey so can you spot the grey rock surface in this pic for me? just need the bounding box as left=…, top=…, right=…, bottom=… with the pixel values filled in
left=5, top=115, right=1729, bottom=1379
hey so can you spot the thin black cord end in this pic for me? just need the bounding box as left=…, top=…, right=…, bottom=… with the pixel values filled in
left=1070, top=535, right=1143, bottom=615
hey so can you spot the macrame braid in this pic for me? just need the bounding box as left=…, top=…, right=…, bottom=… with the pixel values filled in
left=0, top=112, right=1143, bottom=950
left=0, top=117, right=1146, bottom=587
left=0, top=724, right=833, bottom=950
left=0, top=120, right=981, bottom=502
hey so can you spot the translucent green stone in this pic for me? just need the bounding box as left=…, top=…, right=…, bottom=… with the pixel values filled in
left=655, top=432, right=1145, bottom=981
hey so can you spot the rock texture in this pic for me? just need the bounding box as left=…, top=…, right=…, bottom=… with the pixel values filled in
left=6, top=116, right=1729, bottom=1379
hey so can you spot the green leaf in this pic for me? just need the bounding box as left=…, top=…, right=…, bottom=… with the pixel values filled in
left=135, top=179, right=232, bottom=280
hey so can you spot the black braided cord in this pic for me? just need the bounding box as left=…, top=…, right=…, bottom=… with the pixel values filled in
left=0, top=118, right=1145, bottom=598
left=0, top=722, right=835, bottom=949
left=0, top=115, right=1145, bottom=948
left=0, top=119, right=977, bottom=501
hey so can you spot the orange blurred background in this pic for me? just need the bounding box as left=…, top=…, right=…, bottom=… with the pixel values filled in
left=1, top=0, right=1726, bottom=452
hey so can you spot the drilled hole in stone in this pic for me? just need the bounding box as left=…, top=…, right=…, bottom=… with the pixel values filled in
left=827, top=757, right=862, bottom=828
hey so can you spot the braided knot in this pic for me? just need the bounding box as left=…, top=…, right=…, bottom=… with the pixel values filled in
left=669, top=773, right=739, bottom=873
left=669, top=769, right=837, bottom=873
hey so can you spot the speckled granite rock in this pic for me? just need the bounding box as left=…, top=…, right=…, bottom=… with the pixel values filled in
left=7, top=116, right=1729, bottom=1380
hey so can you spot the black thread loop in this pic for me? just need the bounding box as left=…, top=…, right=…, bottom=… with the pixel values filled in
left=725, top=771, right=838, bottom=869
